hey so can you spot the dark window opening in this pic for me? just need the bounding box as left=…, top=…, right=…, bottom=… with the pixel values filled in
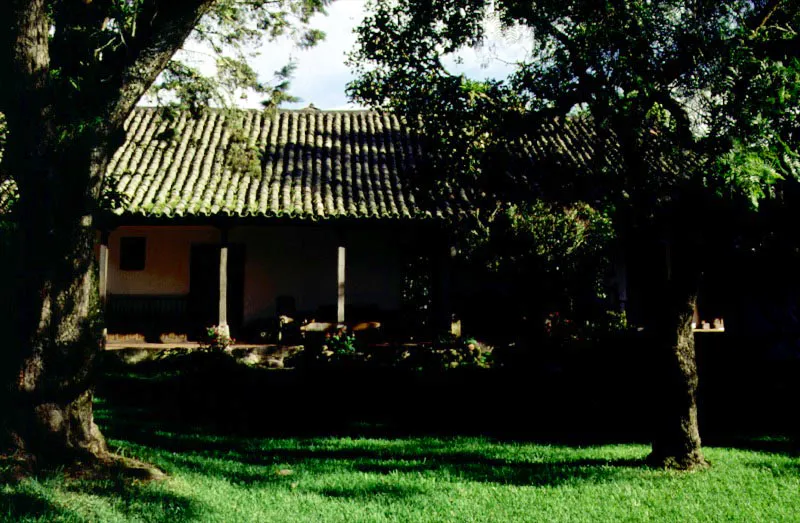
left=120, top=237, right=146, bottom=271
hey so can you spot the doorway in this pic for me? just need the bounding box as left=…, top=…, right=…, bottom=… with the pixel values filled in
left=189, top=243, right=245, bottom=339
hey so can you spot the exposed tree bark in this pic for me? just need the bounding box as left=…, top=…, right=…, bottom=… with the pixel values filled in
left=645, top=235, right=709, bottom=470
left=2, top=139, right=113, bottom=466
left=0, top=0, right=213, bottom=472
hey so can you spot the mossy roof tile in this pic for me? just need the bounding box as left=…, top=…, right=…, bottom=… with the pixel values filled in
left=103, top=107, right=431, bottom=220
left=0, top=109, right=694, bottom=220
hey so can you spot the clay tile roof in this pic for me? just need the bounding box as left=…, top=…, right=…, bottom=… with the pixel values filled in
left=106, top=107, right=439, bottom=220
left=0, top=110, right=694, bottom=219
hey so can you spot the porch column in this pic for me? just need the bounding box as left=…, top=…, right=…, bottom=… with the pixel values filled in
left=337, top=241, right=346, bottom=324
left=99, top=230, right=110, bottom=344
left=98, top=230, right=110, bottom=309
left=219, top=227, right=229, bottom=328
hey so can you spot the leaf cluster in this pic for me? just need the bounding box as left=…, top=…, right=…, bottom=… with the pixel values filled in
left=153, top=0, right=329, bottom=110
left=349, top=0, right=800, bottom=212
left=464, top=199, right=615, bottom=307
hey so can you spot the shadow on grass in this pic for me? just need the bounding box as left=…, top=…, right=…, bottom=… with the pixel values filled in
left=95, top=350, right=799, bottom=491
left=0, top=490, right=75, bottom=521
left=61, top=478, right=203, bottom=521
left=716, top=436, right=799, bottom=457
left=0, top=463, right=203, bottom=522
left=351, top=457, right=645, bottom=486
left=99, top=410, right=648, bottom=489
left=96, top=361, right=654, bottom=447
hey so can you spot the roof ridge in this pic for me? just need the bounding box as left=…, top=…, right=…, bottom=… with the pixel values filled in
left=133, top=105, right=381, bottom=115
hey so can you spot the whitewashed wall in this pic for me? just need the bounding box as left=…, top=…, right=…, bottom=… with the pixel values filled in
left=107, top=226, right=220, bottom=295
left=107, top=224, right=412, bottom=325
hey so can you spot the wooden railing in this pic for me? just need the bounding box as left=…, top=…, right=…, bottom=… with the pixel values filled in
left=106, top=294, right=191, bottom=341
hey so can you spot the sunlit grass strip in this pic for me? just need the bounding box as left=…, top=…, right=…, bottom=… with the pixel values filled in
left=2, top=433, right=798, bottom=522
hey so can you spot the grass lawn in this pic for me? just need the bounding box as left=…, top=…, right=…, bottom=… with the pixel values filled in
left=1, top=352, right=798, bottom=522
left=1, top=422, right=798, bottom=522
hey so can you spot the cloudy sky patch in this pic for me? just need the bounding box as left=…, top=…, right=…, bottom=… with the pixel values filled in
left=173, top=0, right=532, bottom=110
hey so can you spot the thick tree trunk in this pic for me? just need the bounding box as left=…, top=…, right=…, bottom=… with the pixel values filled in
left=647, top=291, right=708, bottom=469
left=1, top=167, right=109, bottom=467
left=0, top=0, right=106, bottom=467
left=645, top=240, right=709, bottom=470
left=0, top=0, right=210, bottom=477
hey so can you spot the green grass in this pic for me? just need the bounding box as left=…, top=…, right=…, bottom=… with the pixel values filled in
left=1, top=354, right=797, bottom=522
left=2, top=426, right=798, bottom=522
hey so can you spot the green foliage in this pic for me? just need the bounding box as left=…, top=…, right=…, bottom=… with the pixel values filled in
left=302, top=327, right=359, bottom=365
left=349, top=0, right=800, bottom=213
left=428, top=335, right=492, bottom=369
left=35, top=1, right=329, bottom=118
left=400, top=253, right=432, bottom=334
left=322, top=328, right=357, bottom=358
left=461, top=200, right=616, bottom=332
left=718, top=140, right=786, bottom=206
left=543, top=309, right=634, bottom=347
left=200, top=325, right=235, bottom=352
left=155, top=0, right=329, bottom=110
left=0, top=179, right=17, bottom=218
left=470, top=201, right=613, bottom=276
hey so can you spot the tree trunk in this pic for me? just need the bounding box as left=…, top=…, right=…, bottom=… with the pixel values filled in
left=1, top=162, right=109, bottom=467
left=0, top=0, right=208, bottom=476
left=0, top=0, right=100, bottom=468
left=645, top=240, right=709, bottom=470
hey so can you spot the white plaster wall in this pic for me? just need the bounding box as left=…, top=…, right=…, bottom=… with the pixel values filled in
left=107, top=226, right=220, bottom=295
left=231, top=226, right=410, bottom=323
left=230, top=226, right=335, bottom=322
left=107, top=224, right=416, bottom=324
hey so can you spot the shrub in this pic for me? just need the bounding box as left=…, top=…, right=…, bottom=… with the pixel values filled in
left=321, top=328, right=357, bottom=362
left=201, top=324, right=234, bottom=352
left=437, top=336, right=492, bottom=369
left=544, top=309, right=635, bottom=347
left=395, top=335, right=492, bottom=371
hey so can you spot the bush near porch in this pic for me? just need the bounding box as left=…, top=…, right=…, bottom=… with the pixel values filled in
left=98, top=332, right=799, bottom=442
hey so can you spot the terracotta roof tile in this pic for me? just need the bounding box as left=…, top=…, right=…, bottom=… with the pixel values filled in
left=104, top=107, right=431, bottom=220
left=0, top=110, right=694, bottom=219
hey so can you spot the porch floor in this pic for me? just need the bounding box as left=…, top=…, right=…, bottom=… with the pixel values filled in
left=105, top=341, right=272, bottom=351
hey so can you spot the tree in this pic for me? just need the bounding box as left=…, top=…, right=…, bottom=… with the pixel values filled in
left=349, top=0, right=799, bottom=469
left=0, top=0, right=327, bottom=473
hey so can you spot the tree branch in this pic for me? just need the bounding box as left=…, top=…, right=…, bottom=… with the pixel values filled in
left=0, top=0, right=51, bottom=121
left=747, top=0, right=786, bottom=34
left=100, top=0, right=217, bottom=131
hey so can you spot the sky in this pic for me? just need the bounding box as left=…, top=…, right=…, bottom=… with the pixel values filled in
left=231, top=0, right=532, bottom=110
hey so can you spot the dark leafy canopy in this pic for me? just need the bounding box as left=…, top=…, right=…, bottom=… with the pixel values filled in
left=348, top=0, right=800, bottom=210
left=0, top=0, right=327, bottom=147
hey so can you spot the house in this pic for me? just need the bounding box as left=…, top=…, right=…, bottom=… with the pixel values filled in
left=90, top=107, right=459, bottom=342
left=0, top=107, right=728, bottom=346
